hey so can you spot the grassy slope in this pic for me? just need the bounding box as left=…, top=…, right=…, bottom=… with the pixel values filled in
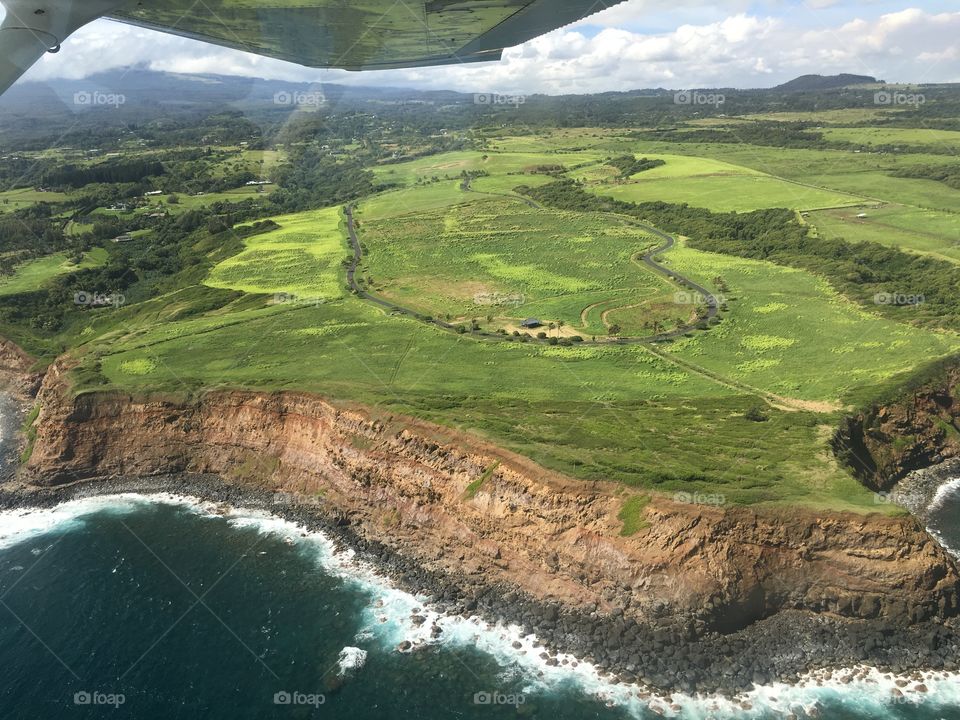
left=204, top=207, right=347, bottom=300
left=0, top=247, right=109, bottom=296
left=579, top=152, right=867, bottom=213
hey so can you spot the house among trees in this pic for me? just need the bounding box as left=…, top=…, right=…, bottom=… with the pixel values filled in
left=112, top=233, right=133, bottom=243
left=520, top=318, right=543, bottom=329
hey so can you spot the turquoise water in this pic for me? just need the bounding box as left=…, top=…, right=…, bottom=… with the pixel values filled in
left=0, top=494, right=958, bottom=719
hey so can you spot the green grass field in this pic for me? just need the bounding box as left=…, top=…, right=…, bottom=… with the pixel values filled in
left=661, top=240, right=960, bottom=405
left=820, top=126, right=960, bottom=151
left=582, top=153, right=867, bottom=212
left=358, top=195, right=685, bottom=336
left=0, top=187, right=71, bottom=213
left=204, top=206, right=347, bottom=300
left=808, top=205, right=960, bottom=264
left=89, top=294, right=882, bottom=509
left=374, top=149, right=607, bottom=188
left=0, top=248, right=109, bottom=296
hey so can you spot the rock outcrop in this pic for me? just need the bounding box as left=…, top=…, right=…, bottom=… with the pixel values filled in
left=833, top=361, right=960, bottom=490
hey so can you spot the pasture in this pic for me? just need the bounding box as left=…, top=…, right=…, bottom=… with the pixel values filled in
left=204, top=206, right=347, bottom=300
left=661, top=240, right=960, bottom=404
left=0, top=187, right=71, bottom=213
left=357, top=195, right=686, bottom=337
left=808, top=205, right=960, bottom=264
left=583, top=153, right=866, bottom=212
left=0, top=248, right=109, bottom=296
left=820, top=126, right=960, bottom=151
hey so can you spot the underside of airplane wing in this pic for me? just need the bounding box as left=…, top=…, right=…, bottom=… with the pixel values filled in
left=0, top=0, right=623, bottom=96
left=108, top=0, right=617, bottom=70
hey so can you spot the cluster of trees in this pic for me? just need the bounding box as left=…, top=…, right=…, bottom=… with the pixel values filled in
left=890, top=163, right=960, bottom=190
left=0, top=205, right=67, bottom=259
left=606, top=155, right=665, bottom=176
left=0, top=197, right=275, bottom=335
left=38, top=158, right=164, bottom=188
left=268, top=146, right=376, bottom=212
left=632, top=122, right=827, bottom=150
left=521, top=179, right=960, bottom=331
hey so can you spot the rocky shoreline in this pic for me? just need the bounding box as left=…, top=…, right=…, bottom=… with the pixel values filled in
left=2, top=471, right=959, bottom=699
left=892, top=459, right=960, bottom=522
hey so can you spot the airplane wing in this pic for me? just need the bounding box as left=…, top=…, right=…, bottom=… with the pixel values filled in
left=0, top=0, right=624, bottom=96
left=108, top=0, right=618, bottom=70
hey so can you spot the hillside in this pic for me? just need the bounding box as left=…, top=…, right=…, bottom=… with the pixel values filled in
left=774, top=73, right=879, bottom=91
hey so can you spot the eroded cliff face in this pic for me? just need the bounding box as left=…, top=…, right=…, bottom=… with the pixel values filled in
left=0, top=338, right=41, bottom=399
left=23, top=361, right=960, bottom=635
left=833, top=364, right=960, bottom=491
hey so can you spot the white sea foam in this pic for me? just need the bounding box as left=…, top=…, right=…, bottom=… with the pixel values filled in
left=336, top=646, right=367, bottom=676
left=925, top=477, right=960, bottom=559
left=1, top=492, right=958, bottom=719
left=929, top=478, right=960, bottom=514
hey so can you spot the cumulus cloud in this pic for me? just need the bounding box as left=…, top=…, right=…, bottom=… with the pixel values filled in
left=14, top=4, right=960, bottom=94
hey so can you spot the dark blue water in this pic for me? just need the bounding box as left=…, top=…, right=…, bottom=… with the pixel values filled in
left=927, top=479, right=960, bottom=559
left=0, top=496, right=958, bottom=720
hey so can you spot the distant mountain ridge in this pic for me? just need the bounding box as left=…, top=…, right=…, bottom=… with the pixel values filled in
left=773, top=73, right=879, bottom=92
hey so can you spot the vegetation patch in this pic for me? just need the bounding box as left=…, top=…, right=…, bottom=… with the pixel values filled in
left=618, top=494, right=650, bottom=536
left=464, top=461, right=501, bottom=499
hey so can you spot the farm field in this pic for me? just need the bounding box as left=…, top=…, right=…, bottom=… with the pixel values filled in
left=357, top=195, right=688, bottom=337
left=820, top=126, right=960, bottom=151
left=204, top=206, right=347, bottom=300
left=373, top=149, right=606, bottom=188
left=0, top=187, right=71, bottom=213
left=582, top=153, right=867, bottom=212
left=808, top=205, right=960, bottom=264
left=0, top=247, right=108, bottom=296
left=659, top=240, right=960, bottom=404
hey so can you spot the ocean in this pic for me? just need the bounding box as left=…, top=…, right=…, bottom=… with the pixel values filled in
left=0, top=412, right=959, bottom=718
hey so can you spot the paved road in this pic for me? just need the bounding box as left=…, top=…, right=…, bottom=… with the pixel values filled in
left=343, top=199, right=721, bottom=346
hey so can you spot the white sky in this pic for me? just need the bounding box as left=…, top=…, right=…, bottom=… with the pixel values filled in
left=11, top=1, right=960, bottom=94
